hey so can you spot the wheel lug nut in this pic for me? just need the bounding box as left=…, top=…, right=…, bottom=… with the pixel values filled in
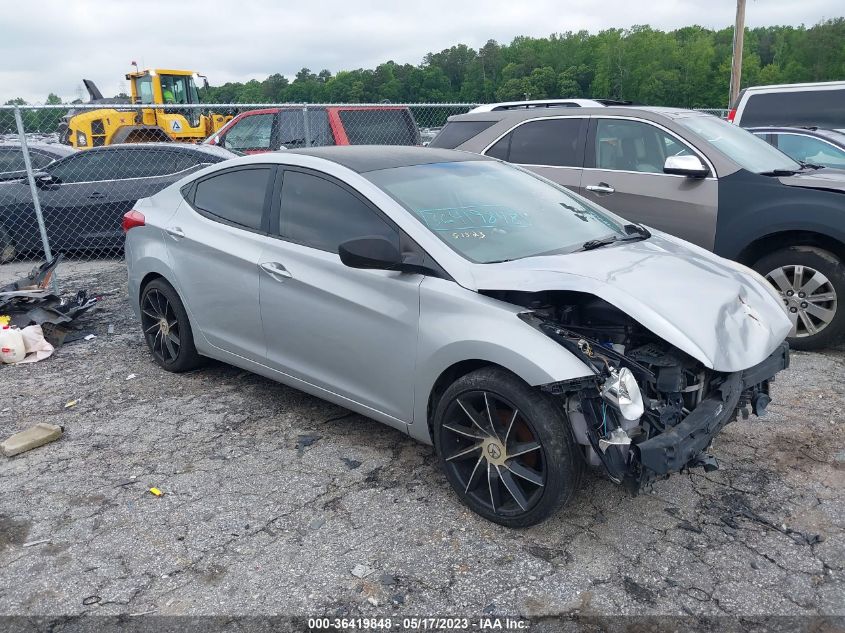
left=800, top=302, right=808, bottom=308
left=798, top=292, right=805, bottom=298
left=786, top=290, right=794, bottom=296
left=789, top=307, right=798, bottom=313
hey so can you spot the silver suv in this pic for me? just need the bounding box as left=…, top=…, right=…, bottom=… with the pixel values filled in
left=431, top=106, right=845, bottom=349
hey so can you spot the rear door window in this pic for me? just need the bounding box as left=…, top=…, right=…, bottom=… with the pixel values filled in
left=0, top=148, right=25, bottom=172
left=277, top=108, right=334, bottom=148
left=338, top=109, right=419, bottom=145
left=429, top=120, right=496, bottom=149
left=278, top=170, right=398, bottom=253
left=193, top=167, right=273, bottom=230
left=48, top=152, right=123, bottom=183
left=484, top=119, right=586, bottom=167
left=740, top=89, right=845, bottom=129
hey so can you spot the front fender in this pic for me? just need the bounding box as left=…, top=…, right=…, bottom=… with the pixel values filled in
left=715, top=170, right=845, bottom=260
left=410, top=277, right=593, bottom=443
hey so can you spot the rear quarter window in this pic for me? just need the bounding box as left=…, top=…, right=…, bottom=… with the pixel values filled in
left=339, top=109, right=419, bottom=145
left=428, top=120, right=497, bottom=149
left=740, top=89, right=845, bottom=129
left=193, top=167, right=272, bottom=231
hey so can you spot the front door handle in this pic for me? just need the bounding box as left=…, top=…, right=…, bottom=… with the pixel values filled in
left=165, top=226, right=185, bottom=239
left=585, top=183, right=616, bottom=195
left=259, top=262, right=293, bottom=280
left=88, top=192, right=106, bottom=199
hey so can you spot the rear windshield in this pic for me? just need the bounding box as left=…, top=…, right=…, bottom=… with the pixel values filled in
left=429, top=120, right=497, bottom=148
left=339, top=109, right=419, bottom=145
left=740, top=88, right=845, bottom=129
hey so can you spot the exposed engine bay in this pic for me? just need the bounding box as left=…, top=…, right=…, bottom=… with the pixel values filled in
left=484, top=289, right=790, bottom=492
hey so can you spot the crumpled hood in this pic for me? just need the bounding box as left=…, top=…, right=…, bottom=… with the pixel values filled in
left=778, top=167, right=845, bottom=193
left=470, top=232, right=792, bottom=373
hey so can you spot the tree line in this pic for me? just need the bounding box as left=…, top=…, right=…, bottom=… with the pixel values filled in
left=4, top=19, right=844, bottom=110
left=200, top=19, right=844, bottom=108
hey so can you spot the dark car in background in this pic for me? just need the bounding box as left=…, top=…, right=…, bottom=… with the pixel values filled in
left=431, top=106, right=845, bottom=349
left=0, top=142, right=76, bottom=182
left=204, top=105, right=421, bottom=153
left=750, top=127, right=845, bottom=170
left=0, top=143, right=235, bottom=262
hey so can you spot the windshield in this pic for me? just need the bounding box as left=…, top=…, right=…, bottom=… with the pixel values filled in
left=677, top=115, right=800, bottom=174
left=366, top=160, right=628, bottom=263
left=159, top=75, right=199, bottom=104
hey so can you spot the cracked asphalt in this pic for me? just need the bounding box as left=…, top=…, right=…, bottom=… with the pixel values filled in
left=0, top=259, right=843, bottom=623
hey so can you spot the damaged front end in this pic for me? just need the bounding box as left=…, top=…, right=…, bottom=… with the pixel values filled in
left=495, top=290, right=790, bottom=492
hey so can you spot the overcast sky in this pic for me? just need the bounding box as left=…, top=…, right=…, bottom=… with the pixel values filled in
left=1, top=0, right=840, bottom=102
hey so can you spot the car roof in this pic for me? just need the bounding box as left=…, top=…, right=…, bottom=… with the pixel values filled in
left=447, top=105, right=709, bottom=123
left=79, top=143, right=235, bottom=159
left=740, top=81, right=845, bottom=94
left=0, top=141, right=77, bottom=157
left=285, top=145, right=491, bottom=173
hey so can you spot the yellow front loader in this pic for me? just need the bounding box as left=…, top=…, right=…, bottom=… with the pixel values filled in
left=59, top=68, right=231, bottom=148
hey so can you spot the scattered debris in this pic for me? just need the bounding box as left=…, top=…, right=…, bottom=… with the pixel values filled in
left=107, top=324, right=115, bottom=335
left=1, top=423, right=63, bottom=457
left=0, top=256, right=99, bottom=348
left=126, top=374, right=137, bottom=381
left=15, top=325, right=55, bottom=364
left=22, top=538, right=51, bottom=548
left=82, top=596, right=101, bottom=606
left=379, top=573, right=397, bottom=587
left=308, top=517, right=326, bottom=531
left=341, top=457, right=362, bottom=470
left=149, top=487, right=164, bottom=497
left=366, top=596, right=379, bottom=606
left=351, top=564, right=375, bottom=579
left=84, top=334, right=96, bottom=341
left=834, top=450, right=845, bottom=471
left=64, top=400, right=78, bottom=409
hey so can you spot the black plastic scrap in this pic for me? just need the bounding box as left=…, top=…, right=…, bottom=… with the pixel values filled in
left=0, top=256, right=99, bottom=346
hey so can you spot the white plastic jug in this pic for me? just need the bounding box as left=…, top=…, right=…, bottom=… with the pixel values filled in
left=0, top=325, right=25, bottom=363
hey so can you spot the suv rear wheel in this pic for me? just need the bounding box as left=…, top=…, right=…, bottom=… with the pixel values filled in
left=754, top=246, right=844, bottom=350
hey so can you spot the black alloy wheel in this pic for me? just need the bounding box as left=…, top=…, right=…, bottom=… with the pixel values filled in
left=140, top=279, right=202, bottom=372
left=434, top=367, right=582, bottom=527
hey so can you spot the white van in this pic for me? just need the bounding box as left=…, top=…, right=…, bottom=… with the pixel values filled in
left=729, top=81, right=845, bottom=131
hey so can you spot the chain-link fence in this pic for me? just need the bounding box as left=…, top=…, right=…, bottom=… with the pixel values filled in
left=0, top=102, right=477, bottom=270
left=0, top=101, right=732, bottom=273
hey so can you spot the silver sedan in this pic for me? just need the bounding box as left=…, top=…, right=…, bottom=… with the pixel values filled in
left=124, top=146, right=792, bottom=527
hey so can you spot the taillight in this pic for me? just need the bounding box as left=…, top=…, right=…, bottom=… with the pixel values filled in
left=727, top=108, right=737, bottom=122
left=122, top=210, right=146, bottom=233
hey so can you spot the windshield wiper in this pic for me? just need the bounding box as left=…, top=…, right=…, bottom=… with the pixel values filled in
left=759, top=168, right=798, bottom=176
left=799, top=161, right=824, bottom=170
left=579, top=223, right=650, bottom=251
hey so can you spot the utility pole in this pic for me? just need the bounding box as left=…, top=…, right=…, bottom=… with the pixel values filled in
left=729, top=0, right=747, bottom=107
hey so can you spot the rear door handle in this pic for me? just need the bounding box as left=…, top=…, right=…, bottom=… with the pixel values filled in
left=585, top=183, right=615, bottom=195
left=259, top=262, right=293, bottom=280
left=88, top=192, right=106, bottom=199
left=165, top=226, right=185, bottom=239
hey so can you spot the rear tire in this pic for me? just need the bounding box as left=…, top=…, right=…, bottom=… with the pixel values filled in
left=753, top=246, right=844, bottom=350
left=140, top=279, right=202, bottom=372
left=433, top=366, right=583, bottom=527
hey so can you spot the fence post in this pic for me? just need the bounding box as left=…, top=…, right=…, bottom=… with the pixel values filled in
left=302, top=105, right=311, bottom=147
left=13, top=106, right=57, bottom=289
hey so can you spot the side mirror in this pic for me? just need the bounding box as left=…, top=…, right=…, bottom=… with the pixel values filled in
left=339, top=236, right=403, bottom=271
left=34, top=172, right=57, bottom=188
left=663, top=155, right=709, bottom=178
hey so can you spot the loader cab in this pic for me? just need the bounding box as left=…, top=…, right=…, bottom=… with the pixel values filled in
left=127, top=69, right=202, bottom=127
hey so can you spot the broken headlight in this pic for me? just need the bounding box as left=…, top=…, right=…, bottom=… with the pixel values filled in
left=601, top=367, right=644, bottom=421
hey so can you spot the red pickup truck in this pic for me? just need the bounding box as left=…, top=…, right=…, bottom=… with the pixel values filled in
left=205, top=105, right=421, bottom=153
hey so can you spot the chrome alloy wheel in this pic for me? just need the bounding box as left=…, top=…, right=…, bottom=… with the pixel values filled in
left=141, top=288, right=182, bottom=364
left=439, top=390, right=546, bottom=517
left=766, top=264, right=838, bottom=338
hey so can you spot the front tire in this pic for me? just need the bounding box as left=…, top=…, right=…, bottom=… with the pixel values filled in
left=140, top=279, right=202, bottom=372
left=753, top=247, right=844, bottom=350
left=433, top=367, right=583, bottom=527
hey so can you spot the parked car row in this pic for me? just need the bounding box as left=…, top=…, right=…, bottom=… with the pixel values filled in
left=431, top=103, right=845, bottom=350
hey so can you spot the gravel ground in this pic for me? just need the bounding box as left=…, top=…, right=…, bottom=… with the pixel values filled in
left=0, top=259, right=843, bottom=626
